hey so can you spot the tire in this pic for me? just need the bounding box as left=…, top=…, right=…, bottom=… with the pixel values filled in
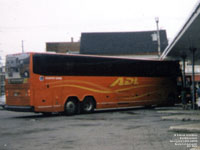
left=167, top=93, right=176, bottom=106
left=65, top=100, right=77, bottom=115
left=42, top=112, right=52, bottom=116
left=144, top=105, right=154, bottom=109
left=82, top=97, right=95, bottom=113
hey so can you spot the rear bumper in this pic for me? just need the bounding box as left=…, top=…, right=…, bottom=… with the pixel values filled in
left=4, top=105, right=34, bottom=112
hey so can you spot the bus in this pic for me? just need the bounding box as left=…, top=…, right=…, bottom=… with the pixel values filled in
left=4, top=52, right=181, bottom=115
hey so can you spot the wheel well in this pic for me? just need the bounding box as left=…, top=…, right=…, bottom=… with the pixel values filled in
left=65, top=96, right=79, bottom=105
left=83, top=96, right=97, bottom=108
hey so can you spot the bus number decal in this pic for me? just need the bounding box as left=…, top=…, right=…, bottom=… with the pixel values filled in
left=110, top=77, right=138, bottom=87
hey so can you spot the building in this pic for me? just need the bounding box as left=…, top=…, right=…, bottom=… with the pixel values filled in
left=46, top=30, right=168, bottom=58
left=184, top=64, right=200, bottom=82
left=0, top=66, right=5, bottom=96
left=80, top=30, right=168, bottom=57
left=46, top=38, right=80, bottom=54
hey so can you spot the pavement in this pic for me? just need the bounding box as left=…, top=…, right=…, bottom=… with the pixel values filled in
left=190, top=146, right=200, bottom=150
left=1, top=94, right=200, bottom=134
left=157, top=107, right=200, bottom=133
left=0, top=100, right=199, bottom=149
left=1, top=105, right=192, bottom=150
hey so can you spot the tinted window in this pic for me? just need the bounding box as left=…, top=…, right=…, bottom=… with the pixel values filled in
left=33, top=54, right=180, bottom=77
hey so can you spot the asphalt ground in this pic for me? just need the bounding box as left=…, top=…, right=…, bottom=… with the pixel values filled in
left=0, top=105, right=200, bottom=150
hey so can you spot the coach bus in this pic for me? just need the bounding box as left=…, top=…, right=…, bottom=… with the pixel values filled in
left=4, top=52, right=181, bottom=115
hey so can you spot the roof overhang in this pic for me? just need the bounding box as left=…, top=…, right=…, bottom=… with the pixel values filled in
left=160, top=2, right=200, bottom=63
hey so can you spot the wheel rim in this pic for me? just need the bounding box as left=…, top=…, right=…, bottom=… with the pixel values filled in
left=66, top=101, right=76, bottom=114
left=84, top=102, right=92, bottom=111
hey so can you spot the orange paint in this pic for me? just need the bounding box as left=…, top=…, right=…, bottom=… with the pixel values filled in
left=5, top=52, right=180, bottom=113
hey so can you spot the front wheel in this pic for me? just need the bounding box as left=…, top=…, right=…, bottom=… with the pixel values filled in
left=167, top=93, right=176, bottom=106
left=42, top=112, right=52, bottom=116
left=65, top=100, right=77, bottom=115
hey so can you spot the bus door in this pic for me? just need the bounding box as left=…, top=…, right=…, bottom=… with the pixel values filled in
left=52, top=87, right=63, bottom=112
left=44, top=77, right=63, bottom=112
left=33, top=78, right=53, bottom=112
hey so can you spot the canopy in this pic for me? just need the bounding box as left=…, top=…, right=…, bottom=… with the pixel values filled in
left=161, top=2, right=200, bottom=62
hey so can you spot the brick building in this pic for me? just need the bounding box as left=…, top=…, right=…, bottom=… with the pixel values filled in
left=46, top=38, right=80, bottom=54
left=0, top=66, right=5, bottom=96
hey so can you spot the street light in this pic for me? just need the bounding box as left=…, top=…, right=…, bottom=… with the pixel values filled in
left=155, top=17, right=161, bottom=57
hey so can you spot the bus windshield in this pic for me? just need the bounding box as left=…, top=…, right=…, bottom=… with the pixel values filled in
left=6, top=53, right=30, bottom=80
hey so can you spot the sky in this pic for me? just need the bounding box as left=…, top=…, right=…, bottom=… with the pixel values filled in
left=0, top=0, right=199, bottom=63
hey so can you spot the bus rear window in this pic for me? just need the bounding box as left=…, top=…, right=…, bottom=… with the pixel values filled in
left=6, top=53, right=30, bottom=80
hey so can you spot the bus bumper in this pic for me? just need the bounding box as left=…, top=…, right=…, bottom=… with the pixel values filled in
left=4, top=105, right=34, bottom=112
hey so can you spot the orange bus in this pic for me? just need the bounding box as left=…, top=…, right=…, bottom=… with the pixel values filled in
left=5, top=52, right=181, bottom=115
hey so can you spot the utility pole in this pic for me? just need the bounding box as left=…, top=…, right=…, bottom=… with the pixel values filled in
left=155, top=17, right=161, bottom=57
left=22, top=40, right=24, bottom=53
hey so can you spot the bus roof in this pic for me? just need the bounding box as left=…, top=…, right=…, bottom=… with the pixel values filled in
left=7, top=52, right=178, bottom=63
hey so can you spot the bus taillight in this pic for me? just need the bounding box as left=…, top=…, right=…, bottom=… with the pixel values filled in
left=27, top=90, right=30, bottom=96
left=6, top=90, right=9, bottom=96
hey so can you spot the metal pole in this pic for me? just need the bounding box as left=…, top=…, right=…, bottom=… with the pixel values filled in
left=181, top=56, right=187, bottom=108
left=191, top=48, right=196, bottom=109
left=182, top=56, right=186, bottom=88
left=155, top=17, right=161, bottom=57
left=22, top=40, right=24, bottom=53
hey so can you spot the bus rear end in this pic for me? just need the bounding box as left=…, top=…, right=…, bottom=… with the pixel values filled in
left=4, top=53, right=33, bottom=112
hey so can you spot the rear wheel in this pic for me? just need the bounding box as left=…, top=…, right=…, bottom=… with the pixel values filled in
left=65, top=100, right=77, bottom=115
left=82, top=97, right=95, bottom=113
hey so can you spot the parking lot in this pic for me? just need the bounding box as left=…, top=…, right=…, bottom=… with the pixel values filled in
left=0, top=105, right=199, bottom=150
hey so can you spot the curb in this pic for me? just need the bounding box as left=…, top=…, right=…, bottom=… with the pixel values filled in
left=169, top=123, right=200, bottom=133
left=162, top=115, right=200, bottom=121
left=157, top=110, right=200, bottom=115
left=190, top=146, right=200, bottom=150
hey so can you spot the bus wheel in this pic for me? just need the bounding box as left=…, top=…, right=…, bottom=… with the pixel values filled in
left=144, top=105, right=154, bottom=109
left=82, top=97, right=95, bottom=113
left=65, top=100, right=77, bottom=115
left=167, top=93, right=176, bottom=106
left=42, top=112, right=52, bottom=116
